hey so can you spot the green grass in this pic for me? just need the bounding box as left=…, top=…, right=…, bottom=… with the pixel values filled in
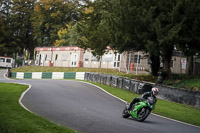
left=164, top=77, right=200, bottom=91
left=91, top=82, right=200, bottom=127
left=0, top=83, right=77, bottom=133
left=12, top=66, right=200, bottom=91
left=11, top=66, right=156, bottom=82
left=174, top=78, right=200, bottom=91
left=8, top=66, right=200, bottom=127
left=0, top=81, right=200, bottom=133
left=12, top=66, right=200, bottom=90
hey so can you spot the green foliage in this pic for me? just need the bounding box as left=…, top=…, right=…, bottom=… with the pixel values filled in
left=15, top=58, right=23, bottom=66
left=0, top=15, right=6, bottom=55
left=55, top=23, right=81, bottom=46
left=163, top=76, right=200, bottom=91
left=54, top=28, right=68, bottom=46
left=32, top=0, right=79, bottom=46
left=77, top=0, right=111, bottom=60
left=0, top=0, right=36, bottom=56
left=0, top=0, right=82, bottom=56
left=1, top=0, right=200, bottom=77
left=176, top=0, right=200, bottom=74
left=77, top=0, right=200, bottom=77
left=67, top=23, right=82, bottom=46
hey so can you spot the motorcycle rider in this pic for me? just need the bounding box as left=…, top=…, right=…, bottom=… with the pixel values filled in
left=128, top=87, right=159, bottom=111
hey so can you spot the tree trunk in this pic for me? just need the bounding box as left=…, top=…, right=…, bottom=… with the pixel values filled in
left=161, top=44, right=174, bottom=80
left=99, top=56, right=102, bottom=69
left=150, top=54, right=160, bottom=76
left=162, top=59, right=171, bottom=79
left=186, top=55, right=193, bottom=75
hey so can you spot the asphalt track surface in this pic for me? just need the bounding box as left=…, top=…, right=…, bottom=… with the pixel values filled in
left=0, top=70, right=200, bottom=133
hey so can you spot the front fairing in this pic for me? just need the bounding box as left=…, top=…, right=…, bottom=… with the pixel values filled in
left=130, top=101, right=148, bottom=119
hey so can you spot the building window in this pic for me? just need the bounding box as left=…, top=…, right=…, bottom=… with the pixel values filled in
left=170, top=60, right=174, bottom=68
left=114, top=53, right=120, bottom=68
left=147, top=56, right=152, bottom=64
left=0, top=58, right=5, bottom=62
left=84, top=54, right=89, bottom=61
left=45, top=54, right=51, bottom=61
left=55, top=54, right=58, bottom=61
left=45, top=55, right=47, bottom=60
left=134, top=55, right=141, bottom=64
left=6, top=59, right=11, bottom=63
left=91, top=56, right=99, bottom=61
left=102, top=54, right=113, bottom=62
left=114, top=62, right=120, bottom=67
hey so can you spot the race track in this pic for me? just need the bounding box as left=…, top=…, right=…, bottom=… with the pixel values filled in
left=0, top=70, right=200, bottom=133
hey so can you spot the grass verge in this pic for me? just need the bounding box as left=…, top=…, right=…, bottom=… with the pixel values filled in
left=11, top=66, right=200, bottom=91
left=90, top=82, right=200, bottom=127
left=164, top=77, right=200, bottom=91
left=0, top=80, right=199, bottom=133
left=0, top=83, right=77, bottom=133
left=11, top=66, right=157, bottom=82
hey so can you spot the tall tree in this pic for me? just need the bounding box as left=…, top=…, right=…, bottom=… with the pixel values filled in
left=10, top=0, right=36, bottom=54
left=95, top=0, right=161, bottom=75
left=77, top=0, right=111, bottom=65
left=103, top=0, right=184, bottom=78
left=54, top=27, right=69, bottom=46
left=66, top=23, right=81, bottom=46
left=177, top=0, right=200, bottom=74
left=153, top=0, right=183, bottom=78
left=0, top=0, right=16, bottom=56
left=0, top=0, right=36, bottom=56
left=32, top=0, right=79, bottom=46
left=0, top=13, right=6, bottom=55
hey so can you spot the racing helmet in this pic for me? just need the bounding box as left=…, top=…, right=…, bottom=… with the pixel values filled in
left=152, top=87, right=159, bottom=96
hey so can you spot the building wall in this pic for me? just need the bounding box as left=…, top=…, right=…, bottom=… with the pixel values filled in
left=170, top=56, right=187, bottom=74
left=36, top=47, right=84, bottom=67
left=83, top=50, right=100, bottom=68
left=83, top=50, right=122, bottom=69
left=35, top=47, right=188, bottom=74
left=121, top=51, right=151, bottom=73
left=36, top=51, right=52, bottom=66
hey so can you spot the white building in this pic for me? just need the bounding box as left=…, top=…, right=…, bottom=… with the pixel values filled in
left=35, top=46, right=187, bottom=74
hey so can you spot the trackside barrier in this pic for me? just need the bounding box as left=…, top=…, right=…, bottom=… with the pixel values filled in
left=16, top=72, right=24, bottom=79
left=84, top=72, right=200, bottom=108
left=32, top=72, right=42, bottom=79
left=8, top=71, right=200, bottom=108
left=9, top=72, right=85, bottom=80
left=76, top=72, right=85, bottom=80
left=52, top=72, right=64, bottom=79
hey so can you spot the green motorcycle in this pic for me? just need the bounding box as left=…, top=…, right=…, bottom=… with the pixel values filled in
left=122, top=97, right=155, bottom=122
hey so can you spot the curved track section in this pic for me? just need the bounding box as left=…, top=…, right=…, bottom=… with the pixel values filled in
left=0, top=70, right=200, bottom=133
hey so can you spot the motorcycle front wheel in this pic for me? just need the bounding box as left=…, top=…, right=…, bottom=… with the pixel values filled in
left=137, top=108, right=150, bottom=122
left=122, top=107, right=130, bottom=118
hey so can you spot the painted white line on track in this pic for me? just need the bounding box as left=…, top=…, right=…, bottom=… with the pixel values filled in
left=3, top=72, right=33, bottom=113
left=3, top=72, right=200, bottom=129
left=79, top=80, right=200, bottom=129
left=80, top=81, right=127, bottom=103
left=18, top=83, right=33, bottom=113
left=3, top=73, right=12, bottom=80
